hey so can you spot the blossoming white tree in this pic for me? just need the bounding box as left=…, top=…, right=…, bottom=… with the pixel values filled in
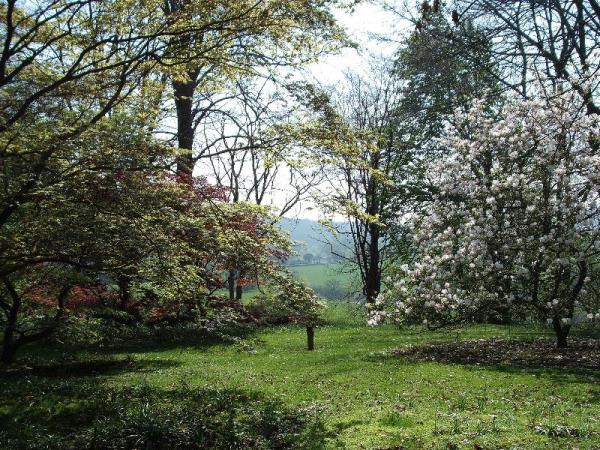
left=380, top=89, right=600, bottom=347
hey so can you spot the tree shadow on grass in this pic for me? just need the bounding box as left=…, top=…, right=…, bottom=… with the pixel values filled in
left=370, top=338, right=600, bottom=383
left=98, top=325, right=265, bottom=354
left=0, top=379, right=330, bottom=449
left=0, top=356, right=179, bottom=379
left=14, top=325, right=265, bottom=367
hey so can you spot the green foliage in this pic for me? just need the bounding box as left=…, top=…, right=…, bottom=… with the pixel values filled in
left=57, top=314, right=137, bottom=348
left=247, top=293, right=295, bottom=325
left=0, top=0, right=348, bottom=364
left=248, top=272, right=324, bottom=325
left=395, top=2, right=499, bottom=146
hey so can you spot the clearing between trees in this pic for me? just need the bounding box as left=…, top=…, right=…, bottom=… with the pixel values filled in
left=2, top=304, right=599, bottom=449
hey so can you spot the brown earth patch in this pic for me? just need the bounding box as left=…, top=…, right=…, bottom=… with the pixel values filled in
left=393, top=338, right=600, bottom=370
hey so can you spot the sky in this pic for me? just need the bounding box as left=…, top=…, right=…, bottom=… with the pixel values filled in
left=308, top=2, right=399, bottom=85
left=195, top=2, right=409, bottom=222
left=281, top=2, right=403, bottom=221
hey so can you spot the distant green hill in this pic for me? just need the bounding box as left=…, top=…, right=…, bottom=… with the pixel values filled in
left=290, top=263, right=359, bottom=300
left=278, top=218, right=351, bottom=265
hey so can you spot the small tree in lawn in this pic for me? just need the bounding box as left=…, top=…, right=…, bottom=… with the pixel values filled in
left=281, top=275, right=323, bottom=351
left=255, top=271, right=324, bottom=350
left=303, top=253, right=314, bottom=265
left=380, top=87, right=600, bottom=348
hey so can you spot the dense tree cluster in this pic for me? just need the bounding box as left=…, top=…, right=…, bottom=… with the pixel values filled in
left=2, top=0, right=600, bottom=365
left=367, top=0, right=600, bottom=347
left=0, top=0, right=348, bottom=363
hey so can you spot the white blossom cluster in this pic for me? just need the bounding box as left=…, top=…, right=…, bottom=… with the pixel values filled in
left=380, top=90, right=600, bottom=336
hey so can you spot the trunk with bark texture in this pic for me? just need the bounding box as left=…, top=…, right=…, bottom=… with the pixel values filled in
left=306, top=325, right=314, bottom=350
left=364, top=222, right=381, bottom=305
left=226, top=269, right=243, bottom=302
left=173, top=76, right=196, bottom=177
left=552, top=317, right=570, bottom=348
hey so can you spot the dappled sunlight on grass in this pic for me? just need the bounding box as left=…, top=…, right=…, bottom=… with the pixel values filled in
left=3, top=304, right=600, bottom=449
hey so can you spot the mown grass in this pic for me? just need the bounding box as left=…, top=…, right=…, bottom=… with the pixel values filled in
left=290, top=264, right=355, bottom=288
left=2, top=303, right=600, bottom=449
left=216, top=263, right=356, bottom=301
left=290, top=264, right=359, bottom=299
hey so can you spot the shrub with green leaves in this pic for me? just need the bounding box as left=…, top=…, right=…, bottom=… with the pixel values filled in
left=247, top=272, right=324, bottom=326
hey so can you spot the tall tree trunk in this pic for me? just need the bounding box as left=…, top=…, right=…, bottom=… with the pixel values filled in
left=552, top=317, right=570, bottom=348
left=235, top=284, right=243, bottom=301
left=118, top=276, right=131, bottom=310
left=364, top=222, right=381, bottom=305
left=166, top=0, right=198, bottom=177
left=173, top=74, right=196, bottom=177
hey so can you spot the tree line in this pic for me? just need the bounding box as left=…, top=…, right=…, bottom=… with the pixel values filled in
left=0, top=0, right=349, bottom=363
left=1, top=0, right=599, bottom=364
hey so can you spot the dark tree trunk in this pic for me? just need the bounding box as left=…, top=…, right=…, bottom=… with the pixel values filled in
left=556, top=332, right=568, bottom=348
left=1, top=311, right=17, bottom=364
left=165, top=0, right=200, bottom=178
left=552, top=317, right=570, bottom=348
left=1, top=278, right=21, bottom=364
left=364, top=222, right=381, bottom=305
left=235, top=284, right=243, bottom=302
left=306, top=325, right=314, bottom=351
left=118, top=276, right=131, bottom=310
left=228, top=270, right=235, bottom=301
left=173, top=74, right=196, bottom=177
left=1, top=282, right=70, bottom=364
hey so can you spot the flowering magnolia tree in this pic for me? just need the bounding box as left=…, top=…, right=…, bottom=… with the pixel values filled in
left=378, top=90, right=600, bottom=347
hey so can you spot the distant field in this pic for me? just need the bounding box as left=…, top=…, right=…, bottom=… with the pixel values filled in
left=290, top=263, right=358, bottom=299
left=219, top=263, right=358, bottom=301
left=290, top=263, right=351, bottom=286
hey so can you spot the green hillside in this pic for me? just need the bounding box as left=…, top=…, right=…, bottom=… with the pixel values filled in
left=290, top=263, right=358, bottom=299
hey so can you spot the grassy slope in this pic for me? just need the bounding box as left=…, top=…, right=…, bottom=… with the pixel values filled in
left=212, top=264, right=354, bottom=302
left=291, top=264, right=358, bottom=300
left=291, top=263, right=354, bottom=287
left=78, top=304, right=599, bottom=449
left=213, top=263, right=352, bottom=301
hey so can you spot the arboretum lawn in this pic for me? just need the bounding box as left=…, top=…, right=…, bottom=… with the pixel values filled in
left=4, top=302, right=600, bottom=449
left=220, top=263, right=357, bottom=300
left=290, top=263, right=354, bottom=288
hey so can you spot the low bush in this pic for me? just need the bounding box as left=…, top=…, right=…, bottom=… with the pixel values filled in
left=247, top=293, right=294, bottom=325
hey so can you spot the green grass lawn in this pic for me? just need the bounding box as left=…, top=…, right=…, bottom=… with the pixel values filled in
left=216, top=264, right=356, bottom=301
left=2, top=304, right=600, bottom=449
left=291, top=263, right=354, bottom=287
left=290, top=264, right=358, bottom=299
